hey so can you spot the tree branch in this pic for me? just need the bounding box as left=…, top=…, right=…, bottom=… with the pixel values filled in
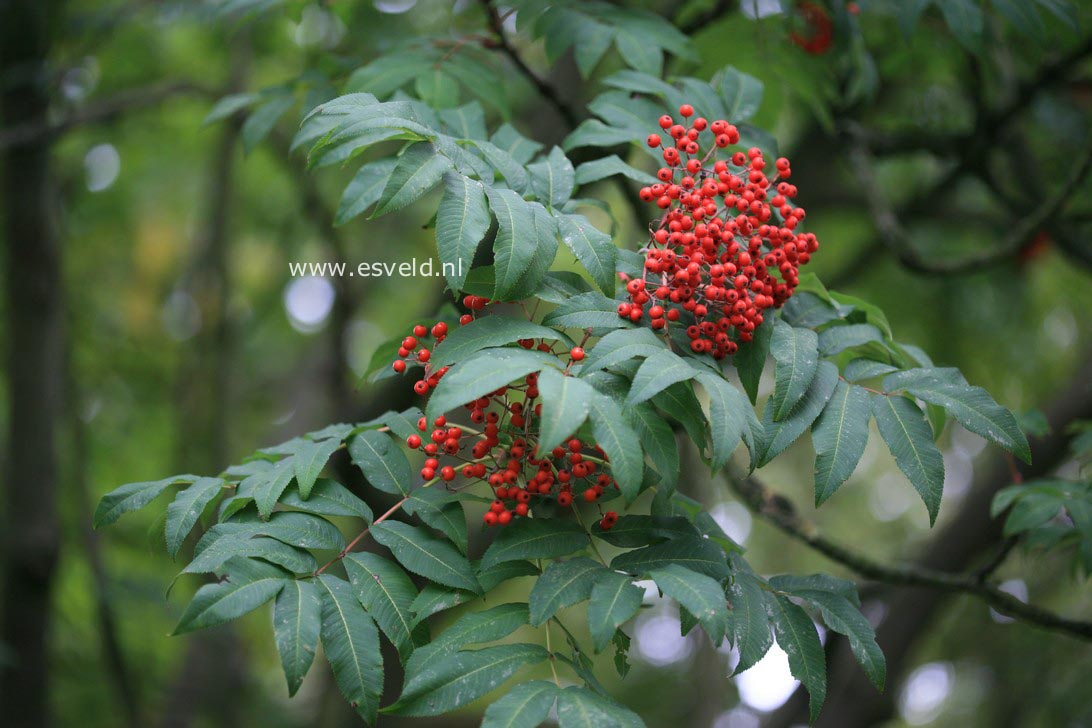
left=0, top=80, right=214, bottom=150
left=843, top=128, right=1092, bottom=277
left=724, top=466, right=1092, bottom=641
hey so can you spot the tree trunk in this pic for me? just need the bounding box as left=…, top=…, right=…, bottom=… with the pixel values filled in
left=0, top=0, right=64, bottom=724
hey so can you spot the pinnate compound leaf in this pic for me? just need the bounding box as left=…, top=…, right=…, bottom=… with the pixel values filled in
left=482, top=680, right=560, bottom=728
left=812, top=380, right=872, bottom=506
left=174, top=557, right=288, bottom=635
left=348, top=430, right=413, bottom=497
left=536, top=367, right=596, bottom=454
left=588, top=393, right=645, bottom=502
left=166, top=477, right=225, bottom=557
left=872, top=394, right=945, bottom=525
left=768, top=594, right=826, bottom=722
left=370, top=521, right=479, bottom=593
left=273, top=579, right=321, bottom=696
left=650, top=564, right=729, bottom=645
left=436, top=172, right=490, bottom=292
left=556, top=685, right=646, bottom=728
left=430, top=316, right=566, bottom=369
left=389, top=644, right=549, bottom=717
left=529, top=557, right=606, bottom=626
left=345, top=552, right=425, bottom=662
left=481, top=518, right=588, bottom=570
left=757, top=361, right=839, bottom=467
left=611, top=536, right=730, bottom=580
left=95, top=474, right=198, bottom=528
left=317, top=575, right=384, bottom=724
left=587, top=573, right=643, bottom=652
left=372, top=142, right=453, bottom=217
left=769, top=319, right=819, bottom=421
left=426, top=348, right=557, bottom=423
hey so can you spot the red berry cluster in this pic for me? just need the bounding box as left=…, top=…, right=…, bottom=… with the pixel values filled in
left=621, top=104, right=820, bottom=358
left=392, top=297, right=621, bottom=528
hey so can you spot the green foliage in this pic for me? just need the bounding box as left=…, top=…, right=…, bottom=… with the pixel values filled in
left=94, top=3, right=1051, bottom=725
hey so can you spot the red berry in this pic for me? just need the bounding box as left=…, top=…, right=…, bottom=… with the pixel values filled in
left=647, top=133, right=661, bottom=147
left=392, top=360, right=406, bottom=373
left=407, top=434, right=421, bottom=449
left=483, top=511, right=498, bottom=526
left=679, top=104, right=694, bottom=117
left=440, top=466, right=456, bottom=481
left=570, top=347, right=585, bottom=361
left=557, top=492, right=573, bottom=507
left=497, top=510, right=512, bottom=525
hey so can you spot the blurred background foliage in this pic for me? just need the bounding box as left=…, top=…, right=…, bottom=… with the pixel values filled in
left=1, top=0, right=1091, bottom=727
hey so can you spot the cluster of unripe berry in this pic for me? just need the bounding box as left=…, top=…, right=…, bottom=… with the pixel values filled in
left=392, top=298, right=619, bottom=529
left=622, top=104, right=820, bottom=358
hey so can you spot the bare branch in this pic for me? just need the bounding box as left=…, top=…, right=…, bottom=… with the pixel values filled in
left=724, top=466, right=1092, bottom=642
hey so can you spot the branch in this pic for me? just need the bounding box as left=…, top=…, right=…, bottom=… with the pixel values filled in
left=844, top=128, right=1092, bottom=277
left=724, top=466, right=1092, bottom=641
left=480, top=0, right=578, bottom=128
left=0, top=80, right=215, bottom=150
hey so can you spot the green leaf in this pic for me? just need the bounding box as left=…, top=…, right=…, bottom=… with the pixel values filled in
left=719, top=66, right=764, bottom=122
left=369, top=521, right=479, bottom=593
left=768, top=594, right=826, bottom=722
left=184, top=531, right=316, bottom=576
left=626, top=350, right=696, bottom=407
left=345, top=552, right=425, bottom=662
left=473, top=140, right=531, bottom=192
left=769, top=319, right=819, bottom=421
left=611, top=536, right=730, bottom=580
left=202, top=92, right=258, bottom=126
left=554, top=213, right=618, bottom=295
left=480, top=518, right=589, bottom=570
left=650, top=564, right=729, bottom=645
left=279, top=478, right=373, bottom=521
left=727, top=564, right=773, bottom=674
left=885, top=371, right=1031, bottom=463
left=291, top=437, right=342, bottom=499
left=165, top=477, right=224, bottom=557
left=528, top=146, right=575, bottom=207
left=403, top=488, right=469, bottom=554
left=587, top=572, right=643, bottom=652
left=348, top=430, right=413, bottom=497
left=249, top=511, right=345, bottom=550
left=95, top=474, right=196, bottom=528
left=593, top=515, right=697, bottom=548
left=430, top=315, right=566, bottom=369
left=757, top=361, right=839, bottom=467
left=173, top=557, right=287, bottom=635
left=935, top=0, right=984, bottom=51
left=776, top=583, right=885, bottom=691
left=477, top=559, right=541, bottom=591
left=588, top=393, right=645, bottom=502
left=242, top=93, right=294, bottom=153
left=250, top=457, right=298, bottom=519
left=581, top=327, right=665, bottom=374
left=734, top=319, right=772, bottom=405
left=486, top=187, right=539, bottom=301
left=490, top=123, right=543, bottom=164
left=407, top=602, right=529, bottom=680
left=615, top=30, right=663, bottom=75
left=389, top=644, right=549, bottom=716
left=273, top=579, right=321, bottom=696
left=372, top=142, right=453, bottom=217
left=556, top=685, right=645, bottom=728
left=630, top=403, right=680, bottom=489
left=482, top=680, right=560, bottom=728
left=537, top=367, right=597, bottom=453
left=844, top=358, right=898, bottom=382
left=542, top=291, right=632, bottom=331
left=812, top=380, right=872, bottom=506
left=694, top=372, right=747, bottom=471
left=336, top=158, right=397, bottom=225
left=818, top=323, right=885, bottom=357
left=651, top=382, right=707, bottom=449
left=436, top=172, right=491, bottom=292
left=991, top=0, right=1046, bottom=41
left=529, top=557, right=606, bottom=626
left=872, top=394, right=945, bottom=525
left=574, top=155, right=656, bottom=185
left=317, top=575, right=384, bottom=724
left=425, top=347, right=557, bottom=423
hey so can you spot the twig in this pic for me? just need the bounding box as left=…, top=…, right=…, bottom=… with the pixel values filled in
left=724, top=466, right=1092, bottom=641
left=313, top=495, right=409, bottom=575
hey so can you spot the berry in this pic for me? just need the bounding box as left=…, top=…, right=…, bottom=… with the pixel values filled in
left=407, top=434, right=422, bottom=449
left=483, top=511, right=498, bottom=526
left=392, top=360, right=406, bottom=373
left=647, top=133, right=662, bottom=148
left=570, top=346, right=585, bottom=361
left=679, top=104, right=694, bottom=117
